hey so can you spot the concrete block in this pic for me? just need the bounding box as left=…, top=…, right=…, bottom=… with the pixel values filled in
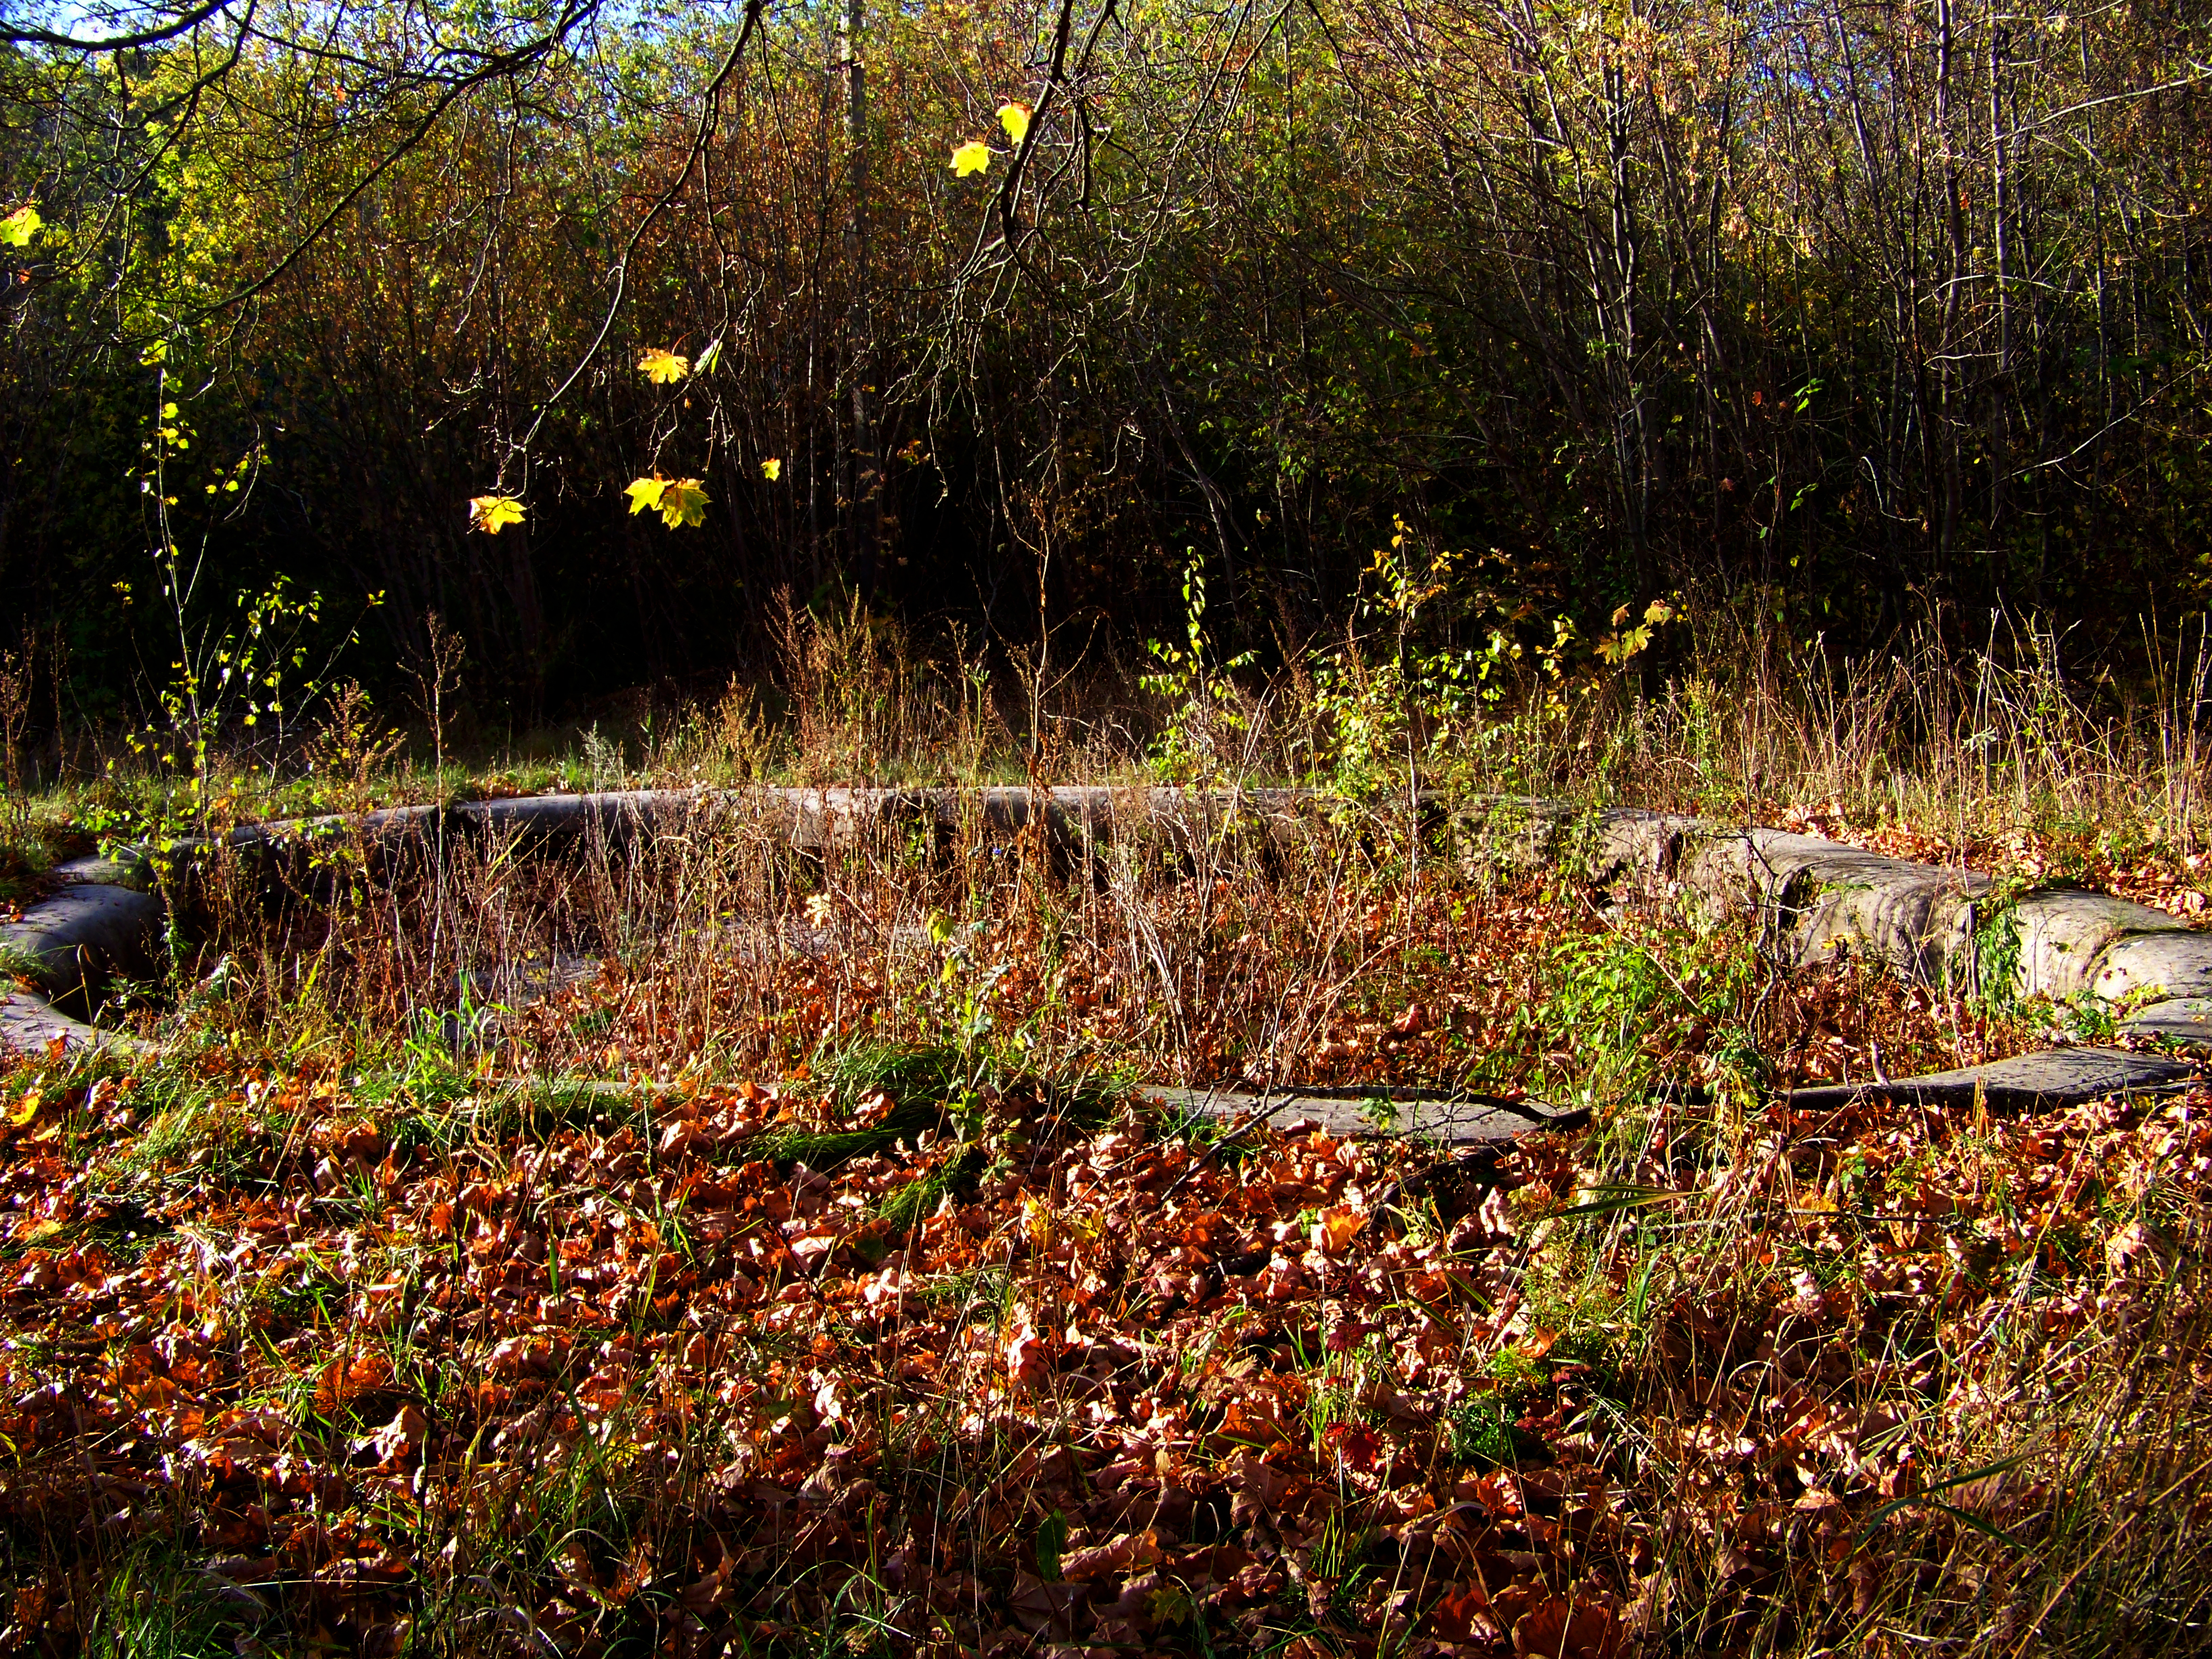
left=2007, top=890, right=2184, bottom=998
left=2093, top=930, right=2212, bottom=1004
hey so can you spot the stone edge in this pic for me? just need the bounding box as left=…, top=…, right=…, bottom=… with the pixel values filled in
left=5, top=790, right=2205, bottom=1128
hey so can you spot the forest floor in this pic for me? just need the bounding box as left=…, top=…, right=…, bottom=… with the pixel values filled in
left=12, top=599, right=2212, bottom=1657
left=2, top=753, right=2210, bottom=1657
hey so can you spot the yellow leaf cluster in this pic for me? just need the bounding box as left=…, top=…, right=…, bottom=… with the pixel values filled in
left=625, top=474, right=710, bottom=529
left=468, top=495, right=526, bottom=535
left=1595, top=598, right=1677, bottom=665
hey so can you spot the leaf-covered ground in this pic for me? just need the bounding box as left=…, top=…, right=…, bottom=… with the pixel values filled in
left=0, top=1038, right=2206, bottom=1656
left=495, top=869, right=2049, bottom=1109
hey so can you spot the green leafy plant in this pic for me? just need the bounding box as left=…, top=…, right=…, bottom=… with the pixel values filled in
left=1139, top=554, right=1257, bottom=785
left=93, top=345, right=368, bottom=874
left=1971, top=879, right=2030, bottom=1014
left=1307, top=524, right=1478, bottom=803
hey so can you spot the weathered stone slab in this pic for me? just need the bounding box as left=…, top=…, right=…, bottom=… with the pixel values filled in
left=1134, top=1086, right=1589, bottom=1144
left=1450, top=796, right=1580, bottom=870
left=0, top=987, right=143, bottom=1055
left=2007, top=890, right=2186, bottom=998
left=52, top=853, right=153, bottom=890
left=2118, top=997, right=2212, bottom=1045
left=1786, top=1046, right=2192, bottom=1111
left=1683, top=829, right=1988, bottom=981
left=1589, top=808, right=1714, bottom=882
left=9, top=788, right=2208, bottom=1120
left=2092, top=930, right=2212, bottom=1004
left=1, top=882, right=163, bottom=1006
left=1793, top=867, right=1979, bottom=983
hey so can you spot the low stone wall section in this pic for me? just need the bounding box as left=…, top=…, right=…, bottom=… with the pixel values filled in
left=3, top=789, right=2205, bottom=1125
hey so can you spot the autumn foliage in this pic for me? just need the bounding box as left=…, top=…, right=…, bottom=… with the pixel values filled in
left=1, top=760, right=2210, bottom=1652
left=0, top=1031, right=2205, bottom=1654
left=3, top=0, right=2211, bottom=712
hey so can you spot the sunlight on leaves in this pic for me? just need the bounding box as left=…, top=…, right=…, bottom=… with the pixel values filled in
left=660, top=478, right=710, bottom=527
left=0, top=204, right=40, bottom=247
left=626, top=474, right=709, bottom=529
left=638, top=348, right=690, bottom=384
left=951, top=140, right=991, bottom=178
left=468, top=495, right=525, bottom=535
left=998, top=102, right=1031, bottom=145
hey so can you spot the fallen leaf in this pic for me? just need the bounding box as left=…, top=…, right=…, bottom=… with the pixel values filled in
left=1431, top=1581, right=1502, bottom=1645
left=1006, top=1321, right=1052, bottom=1386
left=370, top=1403, right=426, bottom=1466
left=1513, top=1595, right=1619, bottom=1658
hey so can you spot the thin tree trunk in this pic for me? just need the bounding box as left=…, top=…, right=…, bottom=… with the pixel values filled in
left=842, top=0, right=882, bottom=599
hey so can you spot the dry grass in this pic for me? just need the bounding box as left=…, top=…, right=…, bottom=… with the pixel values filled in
left=2, top=606, right=2211, bottom=1655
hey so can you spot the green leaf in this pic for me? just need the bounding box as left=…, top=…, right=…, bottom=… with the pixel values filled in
left=1547, top=1184, right=1687, bottom=1219
left=1034, top=1509, right=1067, bottom=1582
left=1851, top=1454, right=2034, bottom=1552
left=0, top=204, right=40, bottom=247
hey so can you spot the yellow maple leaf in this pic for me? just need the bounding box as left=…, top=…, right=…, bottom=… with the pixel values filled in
left=951, top=139, right=991, bottom=178
left=657, top=478, right=710, bottom=529
left=637, top=348, right=690, bottom=384
left=761, top=457, right=783, bottom=481
left=624, top=476, right=670, bottom=516
left=468, top=494, right=525, bottom=535
left=998, top=102, right=1031, bottom=145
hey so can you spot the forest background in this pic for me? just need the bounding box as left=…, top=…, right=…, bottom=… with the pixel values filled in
left=0, top=0, right=2208, bottom=735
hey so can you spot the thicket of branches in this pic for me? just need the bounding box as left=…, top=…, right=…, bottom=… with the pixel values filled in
left=0, top=0, right=2207, bottom=719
